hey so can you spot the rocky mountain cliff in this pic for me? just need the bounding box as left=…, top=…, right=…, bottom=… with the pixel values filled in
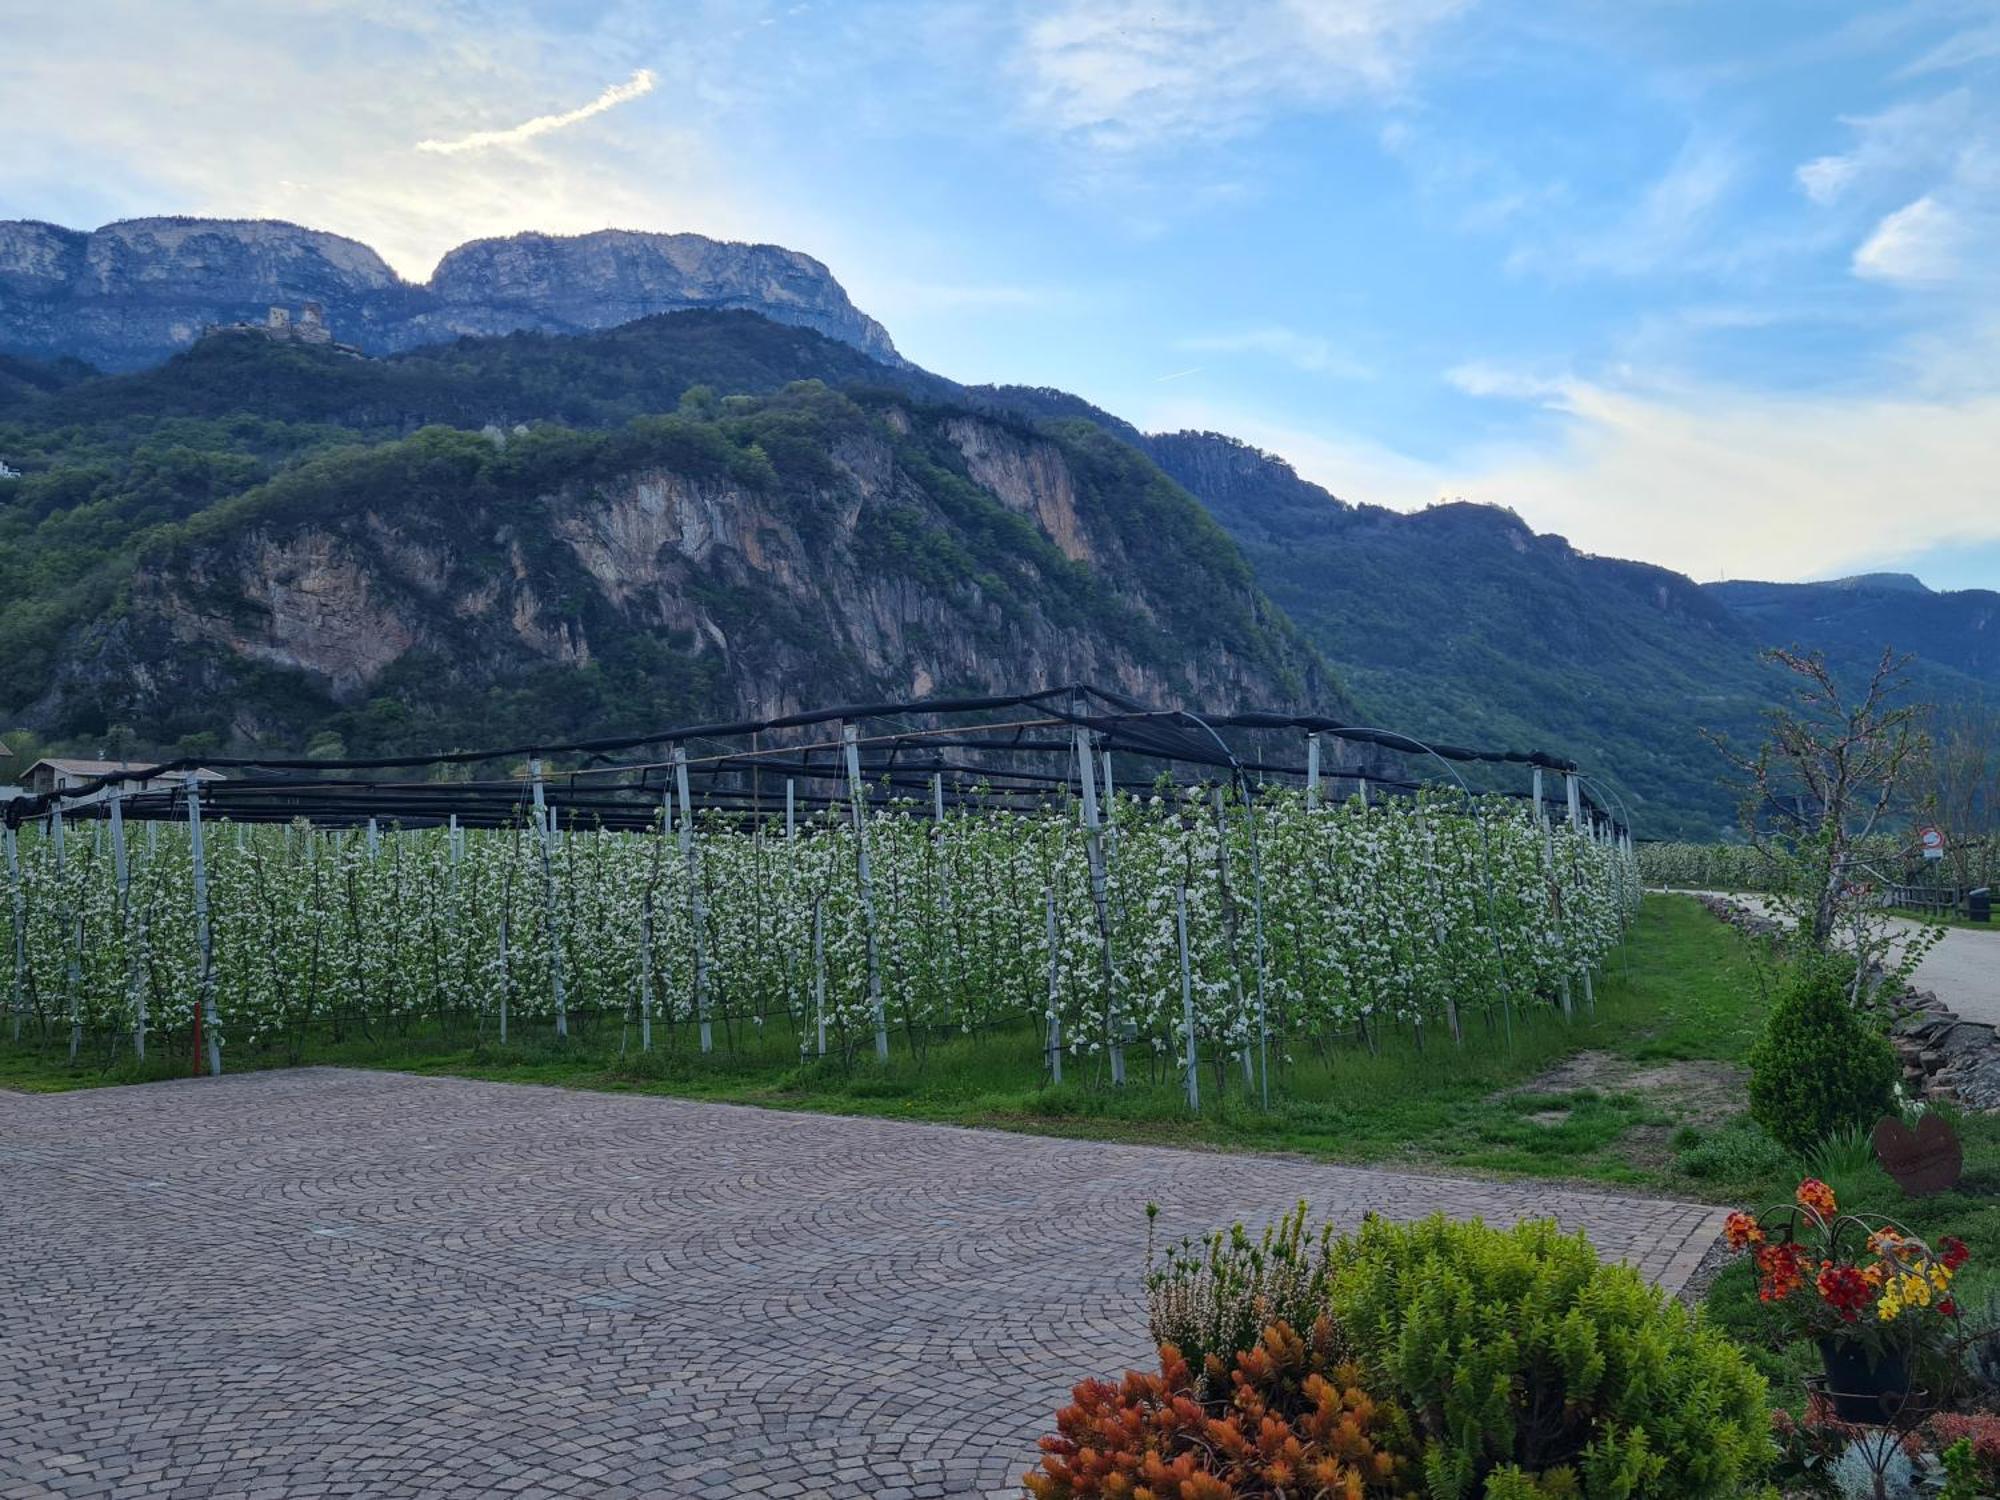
left=0, top=218, right=900, bottom=372
left=0, top=318, right=1323, bottom=754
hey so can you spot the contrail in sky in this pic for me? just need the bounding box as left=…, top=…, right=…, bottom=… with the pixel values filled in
left=417, top=69, right=657, bottom=155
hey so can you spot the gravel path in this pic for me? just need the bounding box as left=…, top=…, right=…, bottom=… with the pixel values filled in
left=0, top=1069, right=1727, bottom=1499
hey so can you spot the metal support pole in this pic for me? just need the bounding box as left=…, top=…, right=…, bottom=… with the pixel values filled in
left=1532, top=767, right=1546, bottom=828
left=812, top=896, right=827, bottom=1059
left=1241, top=781, right=1272, bottom=1107
left=841, top=725, right=889, bottom=1061
left=1044, top=885, right=1062, bottom=1085
left=496, top=908, right=511, bottom=1045
left=188, top=783, right=221, bottom=1076
left=674, top=746, right=713, bottom=1054
left=4, top=823, right=23, bottom=1043
left=111, top=792, right=145, bottom=1061
left=530, top=759, right=567, bottom=1039
left=1074, top=726, right=1122, bottom=1086
left=1177, top=884, right=1198, bottom=1112
left=1305, top=733, right=1321, bottom=810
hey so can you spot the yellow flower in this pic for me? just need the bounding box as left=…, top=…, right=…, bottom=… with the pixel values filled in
left=1929, top=1263, right=1954, bottom=1292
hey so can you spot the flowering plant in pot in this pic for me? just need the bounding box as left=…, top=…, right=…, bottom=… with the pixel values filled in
left=1724, top=1178, right=1969, bottom=1423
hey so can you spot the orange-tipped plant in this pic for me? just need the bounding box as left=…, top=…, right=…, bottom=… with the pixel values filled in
left=1025, top=1316, right=1419, bottom=1500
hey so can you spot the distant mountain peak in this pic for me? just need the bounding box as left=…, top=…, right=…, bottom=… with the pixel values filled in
left=1821, top=571, right=1932, bottom=594
left=0, top=215, right=899, bottom=372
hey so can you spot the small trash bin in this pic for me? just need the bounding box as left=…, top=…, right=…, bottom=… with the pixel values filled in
left=1969, top=888, right=1992, bottom=923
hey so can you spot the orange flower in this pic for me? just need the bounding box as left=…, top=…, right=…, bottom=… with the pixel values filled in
left=1723, top=1211, right=1765, bottom=1250
left=1795, top=1179, right=1836, bottom=1218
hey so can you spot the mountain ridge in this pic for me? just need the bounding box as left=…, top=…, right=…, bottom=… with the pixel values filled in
left=0, top=217, right=900, bottom=372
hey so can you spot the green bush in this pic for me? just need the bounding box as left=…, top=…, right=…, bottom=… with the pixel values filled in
left=1327, top=1214, right=1771, bottom=1499
left=1746, top=961, right=1898, bottom=1154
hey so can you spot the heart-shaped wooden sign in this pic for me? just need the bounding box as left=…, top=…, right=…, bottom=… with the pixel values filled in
left=1872, top=1113, right=1963, bottom=1196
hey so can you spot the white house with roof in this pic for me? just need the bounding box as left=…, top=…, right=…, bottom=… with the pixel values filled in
left=18, top=758, right=225, bottom=801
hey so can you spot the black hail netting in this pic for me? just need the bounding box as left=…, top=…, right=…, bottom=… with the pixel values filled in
left=7, top=683, right=1620, bottom=834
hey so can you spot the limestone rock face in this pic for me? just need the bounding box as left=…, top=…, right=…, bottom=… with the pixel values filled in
left=0, top=217, right=900, bottom=371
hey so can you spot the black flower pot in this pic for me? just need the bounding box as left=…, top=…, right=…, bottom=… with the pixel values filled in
left=1816, top=1337, right=1912, bottom=1424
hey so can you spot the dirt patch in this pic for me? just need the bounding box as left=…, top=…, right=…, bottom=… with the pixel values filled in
left=1497, top=1051, right=1749, bottom=1169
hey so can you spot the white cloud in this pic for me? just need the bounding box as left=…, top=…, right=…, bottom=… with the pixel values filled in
left=1796, top=154, right=1859, bottom=205
left=1444, top=361, right=1569, bottom=401
left=1854, top=194, right=1969, bottom=283
left=1509, top=137, right=1743, bottom=277
left=1793, top=91, right=1977, bottom=206
left=0, top=5, right=746, bottom=280
left=1180, top=326, right=1369, bottom=377
left=415, top=68, right=657, bottom=156
left=1012, top=0, right=1465, bottom=150
left=1900, top=18, right=2000, bottom=77
left=1437, top=370, right=2000, bottom=582
left=1155, top=353, right=2000, bottom=586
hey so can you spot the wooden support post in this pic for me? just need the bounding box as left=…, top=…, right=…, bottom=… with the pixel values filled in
left=1305, top=732, right=1321, bottom=810
left=841, top=725, right=889, bottom=1061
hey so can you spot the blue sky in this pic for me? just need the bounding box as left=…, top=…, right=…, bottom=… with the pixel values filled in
left=6, top=0, right=1999, bottom=588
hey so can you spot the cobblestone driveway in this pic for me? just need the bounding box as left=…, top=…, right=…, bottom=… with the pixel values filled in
left=0, top=1070, right=1727, bottom=1499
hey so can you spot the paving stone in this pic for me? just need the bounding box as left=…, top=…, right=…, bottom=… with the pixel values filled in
left=0, top=1068, right=1725, bottom=1498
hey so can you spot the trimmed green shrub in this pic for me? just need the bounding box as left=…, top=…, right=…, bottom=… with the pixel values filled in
left=1746, top=961, right=1898, bottom=1155
left=1328, top=1214, right=1772, bottom=1499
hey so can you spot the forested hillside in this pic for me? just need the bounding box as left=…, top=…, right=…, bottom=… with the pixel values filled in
left=0, top=316, right=1322, bottom=755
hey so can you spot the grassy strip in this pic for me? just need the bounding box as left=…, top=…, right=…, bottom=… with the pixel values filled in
left=2, top=896, right=1767, bottom=1181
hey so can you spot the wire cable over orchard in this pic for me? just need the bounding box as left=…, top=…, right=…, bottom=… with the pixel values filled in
left=2, top=685, right=1639, bottom=1102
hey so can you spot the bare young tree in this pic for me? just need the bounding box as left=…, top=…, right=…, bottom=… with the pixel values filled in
left=1705, top=648, right=1940, bottom=1002
left=1912, top=698, right=1999, bottom=892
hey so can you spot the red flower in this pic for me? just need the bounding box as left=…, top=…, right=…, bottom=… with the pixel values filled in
left=1754, top=1241, right=1811, bottom=1301
left=1939, top=1298, right=1958, bottom=1318
left=1794, top=1179, right=1837, bottom=1218
left=1816, top=1264, right=1873, bottom=1321
left=1723, top=1211, right=1765, bottom=1250
left=1940, top=1236, right=1970, bottom=1271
